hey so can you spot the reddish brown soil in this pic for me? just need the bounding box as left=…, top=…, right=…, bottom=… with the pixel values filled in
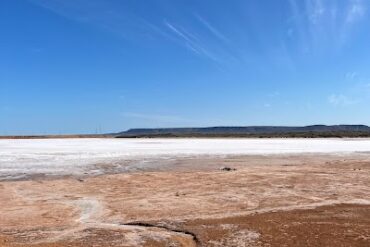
left=184, top=204, right=370, bottom=247
left=1, top=155, right=370, bottom=246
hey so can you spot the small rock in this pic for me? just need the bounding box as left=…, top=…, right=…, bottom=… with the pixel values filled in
left=220, top=167, right=236, bottom=171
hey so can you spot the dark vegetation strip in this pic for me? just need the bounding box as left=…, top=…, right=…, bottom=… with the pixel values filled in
left=116, top=131, right=370, bottom=138
left=0, top=134, right=113, bottom=139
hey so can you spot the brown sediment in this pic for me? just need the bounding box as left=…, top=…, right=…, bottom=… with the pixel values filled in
left=1, top=154, right=370, bottom=246
left=183, top=203, right=370, bottom=247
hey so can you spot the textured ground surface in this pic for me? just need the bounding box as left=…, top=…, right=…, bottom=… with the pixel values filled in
left=1, top=153, right=370, bottom=246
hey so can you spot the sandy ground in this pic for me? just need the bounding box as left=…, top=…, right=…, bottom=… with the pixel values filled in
left=1, top=154, right=370, bottom=246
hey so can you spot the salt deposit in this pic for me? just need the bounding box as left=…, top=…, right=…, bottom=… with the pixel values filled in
left=1, top=138, right=370, bottom=178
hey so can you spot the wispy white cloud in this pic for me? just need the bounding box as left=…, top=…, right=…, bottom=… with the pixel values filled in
left=138, top=18, right=174, bottom=40
left=28, top=0, right=239, bottom=66
left=328, top=94, right=358, bottom=106
left=288, top=0, right=367, bottom=52
left=345, top=71, right=358, bottom=80
left=306, top=0, right=325, bottom=24
left=165, top=21, right=194, bottom=44
left=346, top=0, right=366, bottom=24
left=340, top=0, right=367, bottom=44
left=195, top=14, right=229, bottom=43
left=27, top=0, right=167, bottom=42
left=288, top=0, right=310, bottom=52
left=164, top=20, right=221, bottom=63
left=28, top=0, right=368, bottom=69
left=267, top=91, right=281, bottom=98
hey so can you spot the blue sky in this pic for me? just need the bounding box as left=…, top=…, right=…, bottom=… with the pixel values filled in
left=1, top=0, right=370, bottom=134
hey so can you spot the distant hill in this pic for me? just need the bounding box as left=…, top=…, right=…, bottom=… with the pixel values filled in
left=116, top=125, right=370, bottom=138
left=0, top=134, right=113, bottom=139
left=2, top=125, right=370, bottom=139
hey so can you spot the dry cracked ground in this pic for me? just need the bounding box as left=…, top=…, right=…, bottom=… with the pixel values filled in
left=1, top=154, right=370, bottom=246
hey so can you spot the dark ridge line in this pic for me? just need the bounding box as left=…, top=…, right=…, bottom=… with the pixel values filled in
left=116, top=125, right=370, bottom=138
left=122, top=221, right=200, bottom=245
